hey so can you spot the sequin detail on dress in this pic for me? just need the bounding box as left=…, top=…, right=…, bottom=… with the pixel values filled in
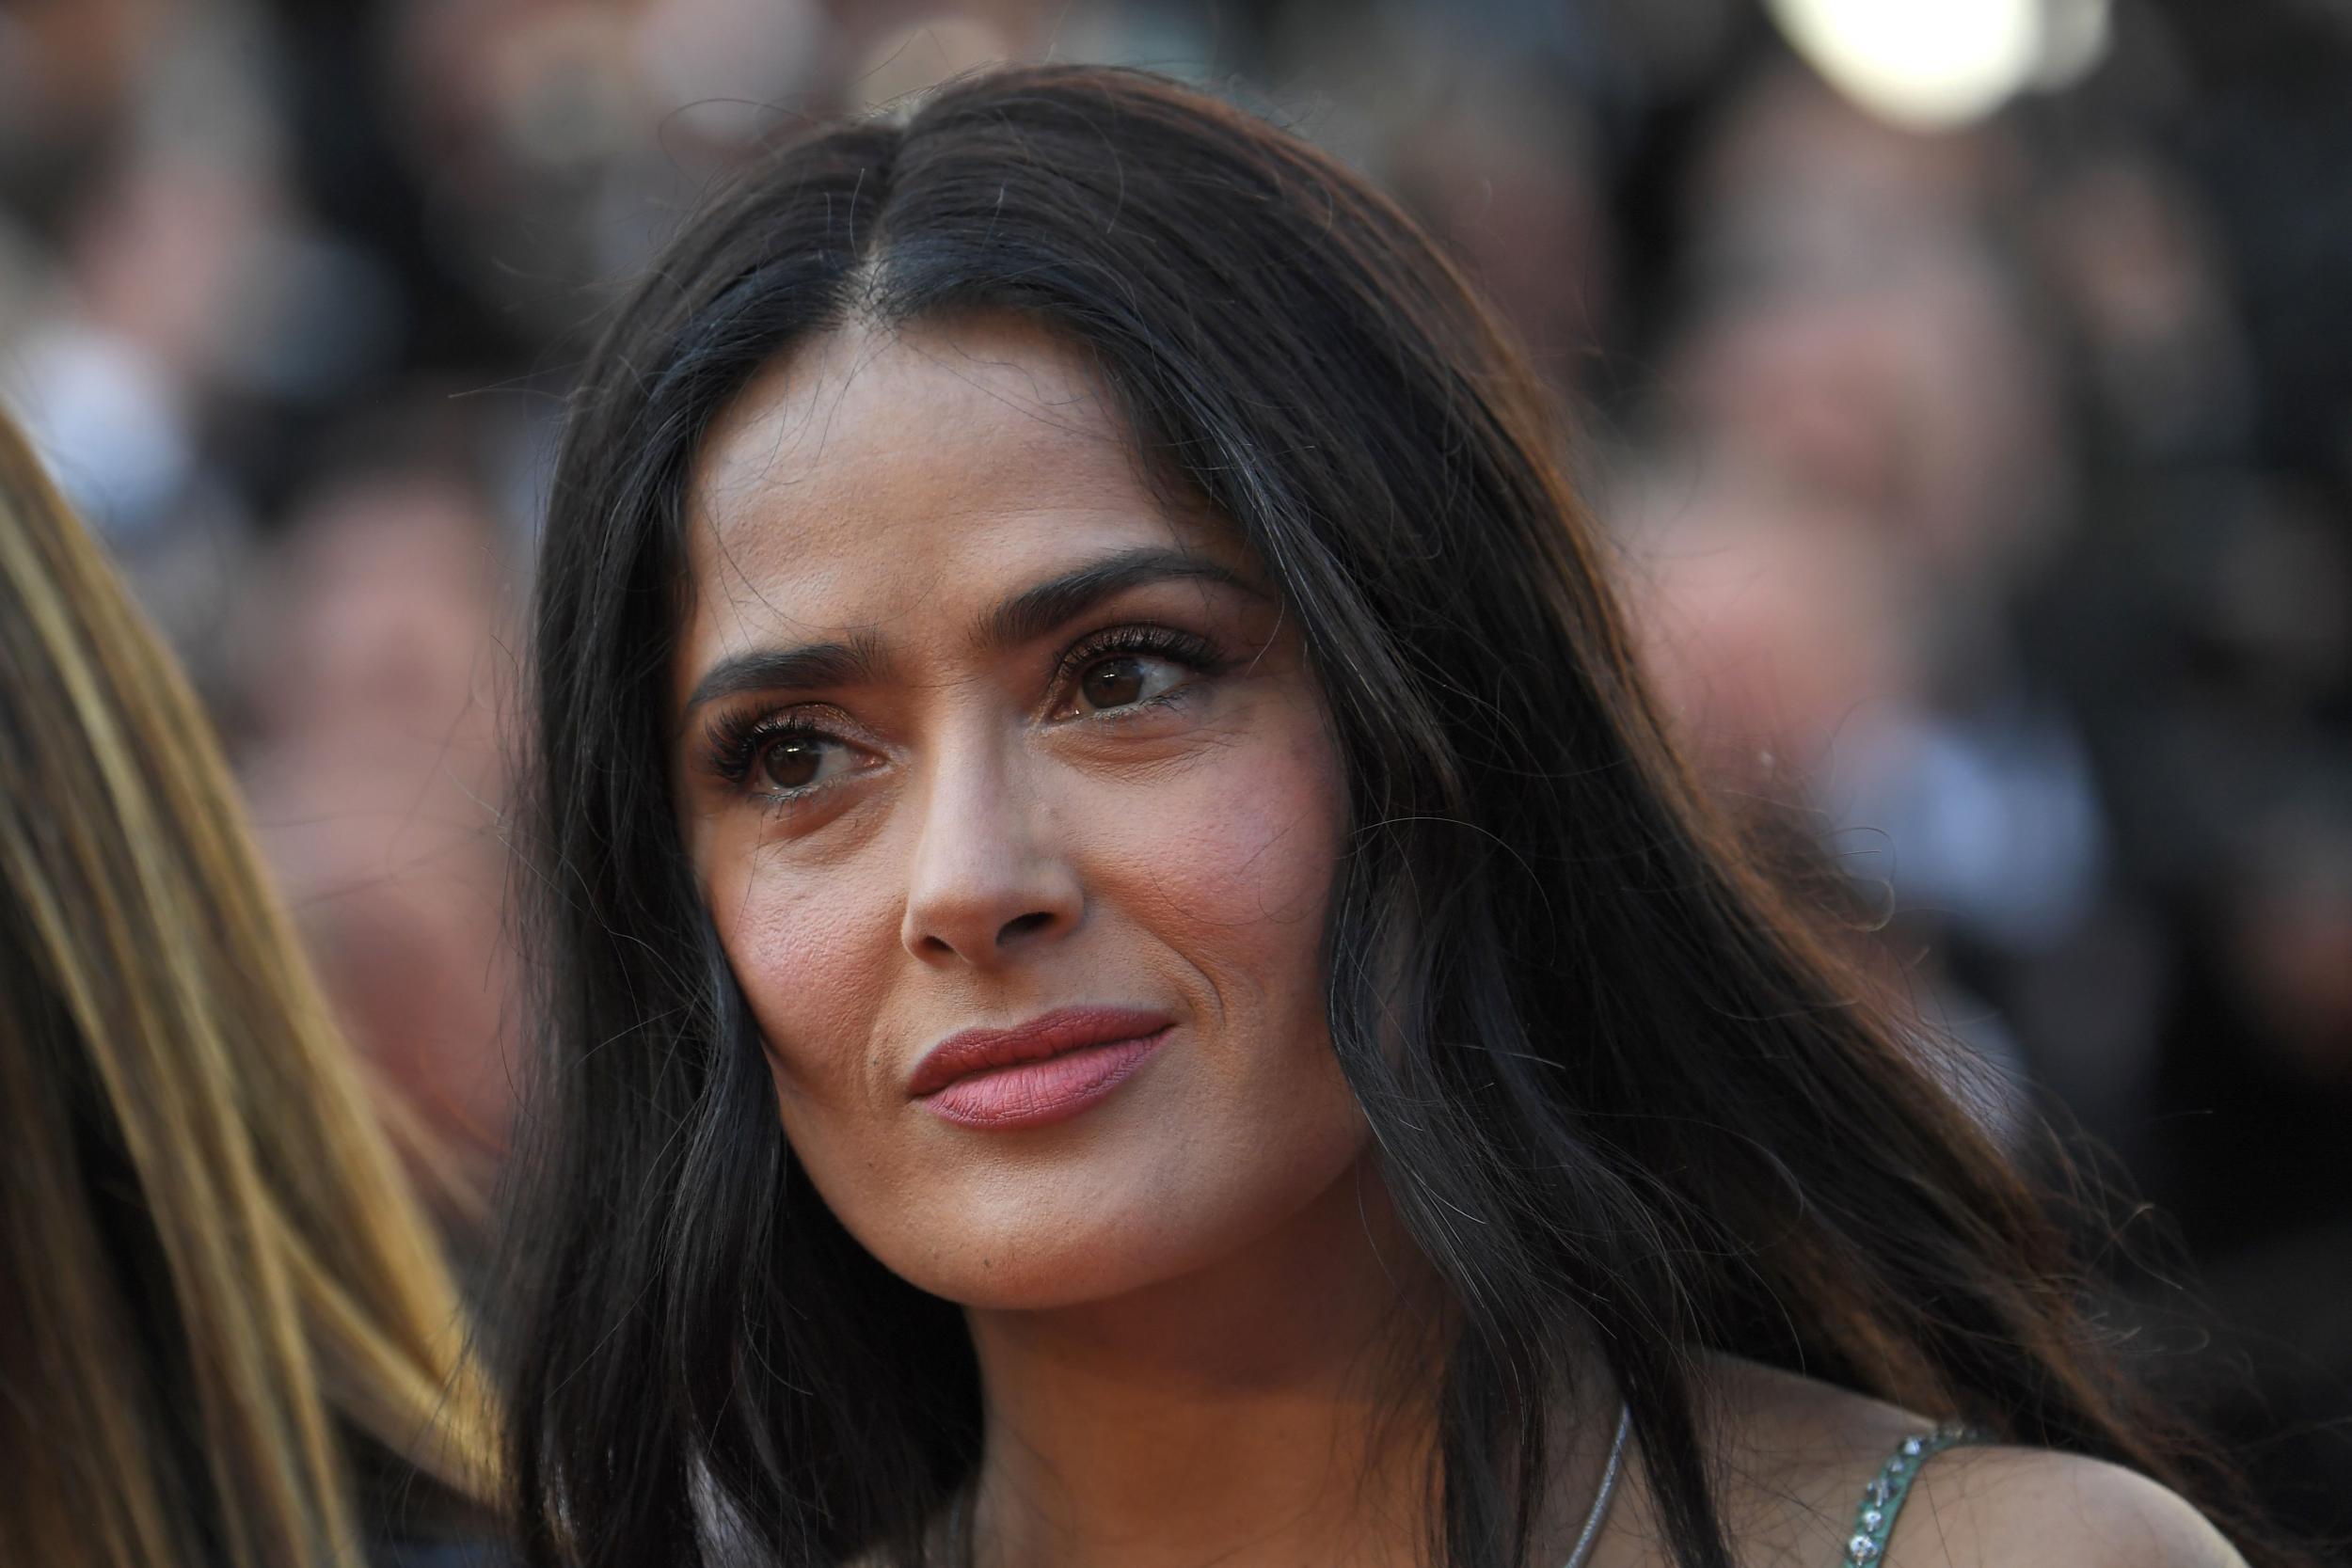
left=1840, top=1421, right=1983, bottom=1564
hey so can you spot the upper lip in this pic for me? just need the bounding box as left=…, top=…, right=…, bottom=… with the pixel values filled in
left=906, top=1006, right=1174, bottom=1099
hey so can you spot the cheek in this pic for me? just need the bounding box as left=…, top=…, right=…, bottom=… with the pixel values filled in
left=703, top=844, right=896, bottom=1111
left=1077, top=723, right=1355, bottom=1128
left=1096, top=723, right=1345, bottom=1028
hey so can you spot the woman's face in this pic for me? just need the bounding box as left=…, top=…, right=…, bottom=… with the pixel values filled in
left=672, top=316, right=1365, bottom=1310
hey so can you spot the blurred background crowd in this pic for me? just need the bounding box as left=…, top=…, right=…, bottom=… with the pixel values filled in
left=3, top=0, right=2345, bottom=1538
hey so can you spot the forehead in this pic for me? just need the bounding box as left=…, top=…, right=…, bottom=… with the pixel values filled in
left=682, top=316, right=1217, bottom=641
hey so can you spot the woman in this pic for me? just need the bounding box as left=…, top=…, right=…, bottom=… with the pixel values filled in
left=0, top=413, right=501, bottom=1564
left=499, top=65, right=2283, bottom=1567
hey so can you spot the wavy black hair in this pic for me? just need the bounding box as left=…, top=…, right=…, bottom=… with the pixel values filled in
left=498, top=63, right=2277, bottom=1568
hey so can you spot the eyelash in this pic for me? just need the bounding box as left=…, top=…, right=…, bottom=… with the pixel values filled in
left=700, top=707, right=834, bottom=794
left=697, top=623, right=1227, bottom=800
left=1050, top=623, right=1224, bottom=708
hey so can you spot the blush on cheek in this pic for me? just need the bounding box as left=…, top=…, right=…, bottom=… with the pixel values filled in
left=710, top=858, right=896, bottom=1114
left=1143, top=740, right=1343, bottom=933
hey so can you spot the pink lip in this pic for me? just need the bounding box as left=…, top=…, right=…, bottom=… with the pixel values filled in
left=909, top=1006, right=1173, bottom=1130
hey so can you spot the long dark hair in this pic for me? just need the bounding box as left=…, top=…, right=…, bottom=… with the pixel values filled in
left=499, top=63, right=2272, bottom=1568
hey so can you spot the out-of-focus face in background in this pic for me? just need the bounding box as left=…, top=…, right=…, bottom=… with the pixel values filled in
left=237, top=464, right=518, bottom=1217
left=2, top=0, right=2346, bottom=1528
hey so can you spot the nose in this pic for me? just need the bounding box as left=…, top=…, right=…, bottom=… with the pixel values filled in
left=898, top=734, right=1083, bottom=967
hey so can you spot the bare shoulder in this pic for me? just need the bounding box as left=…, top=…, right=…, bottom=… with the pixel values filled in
left=1695, top=1355, right=2245, bottom=1568
left=1897, top=1445, right=2246, bottom=1568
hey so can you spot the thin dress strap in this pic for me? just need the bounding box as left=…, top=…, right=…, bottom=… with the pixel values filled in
left=1838, top=1421, right=1984, bottom=1564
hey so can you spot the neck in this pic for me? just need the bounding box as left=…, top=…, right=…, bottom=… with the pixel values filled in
left=961, top=1152, right=1451, bottom=1568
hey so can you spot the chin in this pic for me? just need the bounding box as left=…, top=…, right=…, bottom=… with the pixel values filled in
left=850, top=1173, right=1240, bottom=1312
left=917, top=1228, right=1203, bottom=1313
left=833, top=1112, right=1376, bottom=1315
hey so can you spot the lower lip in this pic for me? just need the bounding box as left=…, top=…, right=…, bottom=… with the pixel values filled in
left=918, top=1028, right=1171, bottom=1131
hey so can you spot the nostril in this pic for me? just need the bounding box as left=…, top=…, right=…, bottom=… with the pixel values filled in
left=996, top=910, right=1055, bottom=945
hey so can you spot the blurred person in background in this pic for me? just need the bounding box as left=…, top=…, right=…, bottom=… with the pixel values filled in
left=1616, top=66, right=2096, bottom=1124
left=236, top=404, right=525, bottom=1254
left=0, top=410, right=504, bottom=1567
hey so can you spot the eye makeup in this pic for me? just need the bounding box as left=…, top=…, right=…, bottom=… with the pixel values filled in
left=691, top=619, right=1237, bottom=812
left=1046, top=624, right=1228, bottom=721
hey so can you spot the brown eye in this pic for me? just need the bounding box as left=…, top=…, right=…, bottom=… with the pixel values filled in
left=758, top=735, right=835, bottom=791
left=1074, top=651, right=1195, bottom=714
left=1081, top=656, right=1150, bottom=711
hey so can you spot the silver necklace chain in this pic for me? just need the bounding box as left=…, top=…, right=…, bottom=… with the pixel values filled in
left=947, top=1397, right=1631, bottom=1568
left=1561, top=1399, right=1632, bottom=1568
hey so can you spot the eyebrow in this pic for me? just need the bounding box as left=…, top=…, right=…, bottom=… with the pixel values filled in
left=681, top=546, right=1259, bottom=715
left=979, top=546, right=1257, bottom=650
left=682, top=636, right=884, bottom=715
